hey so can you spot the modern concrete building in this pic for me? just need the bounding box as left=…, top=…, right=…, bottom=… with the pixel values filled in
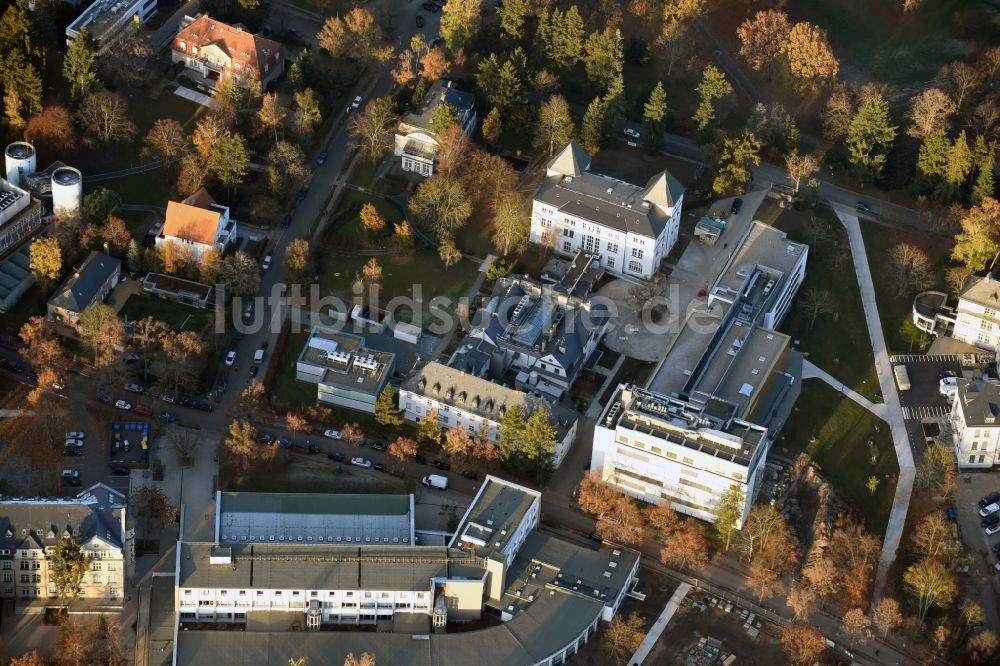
left=140, top=273, right=213, bottom=309
left=157, top=188, right=237, bottom=260
left=914, top=273, right=1000, bottom=352
left=0, top=484, right=130, bottom=604
left=529, top=141, right=684, bottom=280
left=215, top=492, right=416, bottom=546
left=0, top=177, right=45, bottom=313
left=170, top=478, right=640, bottom=666
left=394, top=80, right=477, bottom=177
left=66, top=0, right=158, bottom=52
left=591, top=384, right=769, bottom=526
left=399, top=362, right=579, bottom=467
left=448, top=272, right=609, bottom=400
left=171, top=15, right=285, bottom=91
left=46, top=251, right=121, bottom=326
left=295, top=327, right=395, bottom=413
left=949, top=378, right=1000, bottom=469
left=593, top=220, right=807, bottom=525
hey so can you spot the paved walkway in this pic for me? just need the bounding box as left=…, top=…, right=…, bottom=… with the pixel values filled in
left=630, top=582, right=692, bottom=665
left=173, top=85, right=218, bottom=109
left=801, top=360, right=887, bottom=419
left=833, top=206, right=915, bottom=600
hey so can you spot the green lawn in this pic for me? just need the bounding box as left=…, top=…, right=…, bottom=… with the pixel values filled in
left=271, top=331, right=316, bottom=408
left=778, top=206, right=881, bottom=402
left=785, top=0, right=995, bottom=85
left=329, top=192, right=405, bottom=248
left=859, top=220, right=952, bottom=355
left=779, top=380, right=898, bottom=536
left=0, top=285, right=47, bottom=334
left=120, top=294, right=212, bottom=333
left=318, top=250, right=480, bottom=325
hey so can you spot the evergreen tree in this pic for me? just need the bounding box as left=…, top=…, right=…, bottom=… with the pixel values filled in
left=583, top=28, right=624, bottom=89
left=641, top=82, right=668, bottom=152
left=580, top=95, right=606, bottom=153
left=497, top=405, right=527, bottom=461
left=541, top=6, right=584, bottom=70
left=429, top=102, right=457, bottom=135
left=602, top=75, right=627, bottom=139
left=481, top=107, right=502, bottom=145
left=374, top=385, right=403, bottom=426
left=938, top=130, right=973, bottom=202
left=63, top=28, right=99, bottom=101
left=916, top=130, right=949, bottom=188
left=972, top=135, right=996, bottom=205
left=712, top=130, right=762, bottom=195
left=714, top=485, right=745, bottom=551
left=521, top=408, right=557, bottom=462
left=693, top=64, right=731, bottom=132
left=845, top=92, right=897, bottom=182
left=497, top=0, right=530, bottom=40
left=410, top=78, right=428, bottom=109
left=440, top=0, right=482, bottom=53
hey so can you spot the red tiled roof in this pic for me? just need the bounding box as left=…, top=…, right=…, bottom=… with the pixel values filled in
left=163, top=199, right=221, bottom=246
left=172, top=14, right=284, bottom=80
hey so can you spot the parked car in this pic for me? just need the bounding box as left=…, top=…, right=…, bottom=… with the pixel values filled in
left=195, top=402, right=214, bottom=413
left=225, top=350, right=237, bottom=366
left=460, top=470, right=478, bottom=480
left=62, top=448, right=82, bottom=456
left=114, top=399, right=132, bottom=411
left=730, top=198, right=743, bottom=215
left=124, top=383, right=144, bottom=393
left=162, top=393, right=176, bottom=404
left=938, top=369, right=958, bottom=380
left=415, top=454, right=428, bottom=465
left=316, top=152, right=328, bottom=165
left=61, top=469, right=79, bottom=479
left=65, top=438, right=84, bottom=448
left=373, top=463, right=390, bottom=473
left=243, top=303, right=254, bottom=319
left=946, top=506, right=957, bottom=521
left=981, top=502, right=1000, bottom=518
left=279, top=436, right=293, bottom=449
left=979, top=492, right=1000, bottom=509
left=327, top=451, right=345, bottom=462
left=65, top=431, right=85, bottom=439
left=987, top=523, right=1000, bottom=536
left=249, top=365, right=259, bottom=378
left=180, top=396, right=196, bottom=408
left=62, top=477, right=82, bottom=487
left=307, top=444, right=321, bottom=455
left=432, top=460, right=451, bottom=471
left=351, top=96, right=363, bottom=110
left=216, top=382, right=228, bottom=396
left=96, top=391, right=112, bottom=404
left=281, top=214, right=292, bottom=229
left=422, top=2, right=439, bottom=12
left=262, top=255, right=272, bottom=271
left=132, top=405, right=153, bottom=417
left=993, top=542, right=1000, bottom=553
left=351, top=456, right=372, bottom=468
left=125, top=354, right=140, bottom=365
left=623, top=128, right=640, bottom=139
left=415, top=15, right=425, bottom=27
left=982, top=513, right=1000, bottom=528
left=855, top=201, right=872, bottom=214
left=260, top=433, right=276, bottom=444
left=324, top=429, right=342, bottom=440
left=52, top=379, right=65, bottom=390
left=367, top=442, right=387, bottom=452
left=111, top=467, right=129, bottom=476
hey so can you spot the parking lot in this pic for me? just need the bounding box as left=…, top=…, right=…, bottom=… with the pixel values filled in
left=892, top=355, right=963, bottom=421
left=955, top=472, right=1000, bottom=629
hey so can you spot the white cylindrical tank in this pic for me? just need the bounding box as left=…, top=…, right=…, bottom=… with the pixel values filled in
left=5, top=142, right=36, bottom=188
left=51, top=166, right=82, bottom=217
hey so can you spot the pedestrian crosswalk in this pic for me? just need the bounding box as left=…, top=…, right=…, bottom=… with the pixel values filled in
left=889, top=354, right=960, bottom=364
left=901, top=405, right=951, bottom=420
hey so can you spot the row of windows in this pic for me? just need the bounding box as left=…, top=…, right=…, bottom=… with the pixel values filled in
left=185, top=589, right=428, bottom=599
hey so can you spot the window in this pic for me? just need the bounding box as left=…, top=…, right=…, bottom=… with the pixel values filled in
left=607, top=257, right=615, bottom=269
left=970, top=455, right=977, bottom=463
left=631, top=248, right=644, bottom=259
left=972, top=442, right=979, bottom=451
left=981, top=319, right=992, bottom=330
left=2, top=573, right=11, bottom=583
left=628, top=260, right=643, bottom=274
left=978, top=332, right=992, bottom=344
left=2, top=561, right=10, bottom=570
left=562, top=228, right=574, bottom=238
left=606, top=241, right=619, bottom=253
left=107, top=562, right=116, bottom=571
left=986, top=308, right=997, bottom=318
left=109, top=588, right=118, bottom=598
left=583, top=235, right=599, bottom=253
left=562, top=241, right=572, bottom=253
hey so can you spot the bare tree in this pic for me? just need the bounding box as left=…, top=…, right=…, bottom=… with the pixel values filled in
left=799, top=287, right=835, bottom=330
left=348, top=97, right=399, bottom=163
left=785, top=150, right=820, bottom=193
left=886, top=243, right=934, bottom=297
left=842, top=608, right=871, bottom=648
left=602, top=612, right=645, bottom=663
left=76, top=91, right=137, bottom=146
left=871, top=597, right=903, bottom=638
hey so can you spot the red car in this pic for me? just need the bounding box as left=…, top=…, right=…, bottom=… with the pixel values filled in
left=132, top=405, right=153, bottom=417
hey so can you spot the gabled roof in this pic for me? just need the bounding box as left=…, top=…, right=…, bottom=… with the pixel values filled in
left=547, top=140, right=591, bottom=178
left=172, top=14, right=283, bottom=78
left=164, top=195, right=223, bottom=246
left=960, top=274, right=1000, bottom=310
left=47, top=251, right=120, bottom=315
left=399, top=80, right=476, bottom=135
left=641, top=170, right=685, bottom=210
left=0, top=483, right=126, bottom=551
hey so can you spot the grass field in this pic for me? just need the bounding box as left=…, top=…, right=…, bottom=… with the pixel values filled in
left=785, top=0, right=996, bottom=85
left=120, top=295, right=211, bottom=333
left=778, top=380, right=898, bottom=536
left=329, top=192, right=406, bottom=248
left=777, top=206, right=880, bottom=402
left=318, top=250, right=480, bottom=325
left=860, top=220, right=951, bottom=355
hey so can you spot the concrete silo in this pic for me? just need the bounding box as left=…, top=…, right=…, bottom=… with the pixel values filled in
left=5, top=142, right=36, bottom=189
left=51, top=166, right=83, bottom=218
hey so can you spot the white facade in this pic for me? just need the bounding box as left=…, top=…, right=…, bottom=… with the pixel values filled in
left=590, top=385, right=769, bottom=526
left=952, top=299, right=1000, bottom=351
left=950, top=378, right=1000, bottom=469
left=66, top=0, right=158, bottom=51
left=913, top=274, right=1000, bottom=352
left=394, top=80, right=478, bottom=178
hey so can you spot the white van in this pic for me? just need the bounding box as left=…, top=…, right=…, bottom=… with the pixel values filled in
left=254, top=348, right=265, bottom=363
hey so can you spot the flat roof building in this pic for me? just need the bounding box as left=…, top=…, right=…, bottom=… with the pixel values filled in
left=66, top=0, right=158, bottom=52
left=215, top=491, right=415, bottom=546
left=296, top=326, right=396, bottom=413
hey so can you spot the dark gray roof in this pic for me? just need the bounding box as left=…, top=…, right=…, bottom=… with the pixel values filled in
left=400, top=80, right=476, bottom=133
left=0, top=483, right=126, bottom=551
left=955, top=378, right=1000, bottom=428
left=547, top=140, right=592, bottom=178
left=47, top=251, right=120, bottom=314
left=534, top=172, right=670, bottom=239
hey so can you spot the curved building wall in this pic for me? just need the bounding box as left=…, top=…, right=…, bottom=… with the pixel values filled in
left=51, top=166, right=83, bottom=217
left=5, top=142, right=36, bottom=189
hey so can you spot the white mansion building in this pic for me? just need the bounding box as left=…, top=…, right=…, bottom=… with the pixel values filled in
left=529, top=141, right=684, bottom=280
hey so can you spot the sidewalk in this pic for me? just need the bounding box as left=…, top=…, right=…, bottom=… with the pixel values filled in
left=630, top=582, right=691, bottom=665
left=801, top=359, right=887, bottom=419
left=834, top=207, right=915, bottom=600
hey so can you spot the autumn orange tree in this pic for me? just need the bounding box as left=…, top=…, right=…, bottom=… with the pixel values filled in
left=286, top=413, right=307, bottom=444
left=225, top=419, right=272, bottom=471
left=602, top=612, right=645, bottom=663
left=341, top=422, right=364, bottom=448
left=577, top=475, right=644, bottom=546
left=443, top=426, right=473, bottom=462
left=736, top=9, right=790, bottom=72
left=781, top=625, right=826, bottom=665
left=388, top=436, right=418, bottom=470
left=647, top=503, right=709, bottom=570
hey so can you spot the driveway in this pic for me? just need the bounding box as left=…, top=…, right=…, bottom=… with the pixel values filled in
left=955, top=472, right=1000, bottom=632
